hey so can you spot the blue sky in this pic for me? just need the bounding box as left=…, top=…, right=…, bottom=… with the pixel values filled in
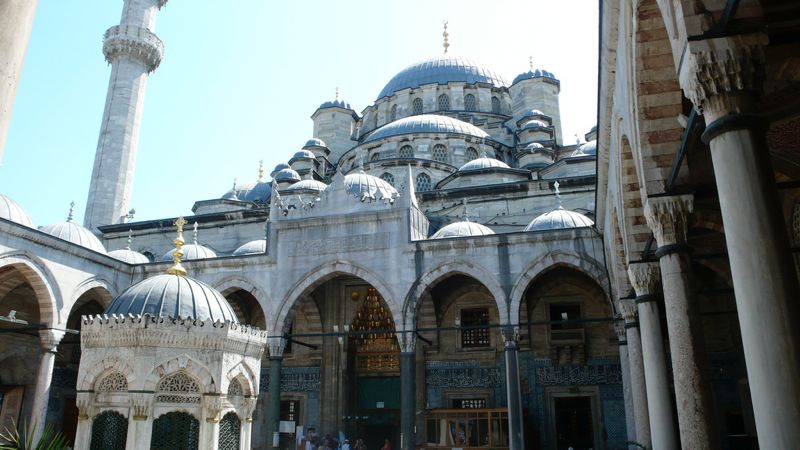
left=1, top=0, right=598, bottom=226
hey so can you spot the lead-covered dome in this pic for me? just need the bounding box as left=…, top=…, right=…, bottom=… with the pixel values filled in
left=160, top=243, right=216, bottom=262
left=364, top=114, right=490, bottom=144
left=303, top=138, right=326, bottom=149
left=459, top=157, right=510, bottom=172
left=571, top=140, right=597, bottom=157
left=525, top=208, right=594, bottom=231
left=109, top=248, right=149, bottom=264
left=0, top=194, right=34, bottom=228
left=377, top=56, right=507, bottom=100
left=40, top=206, right=106, bottom=253
left=512, top=68, right=558, bottom=85
left=284, top=179, right=328, bottom=193
left=335, top=171, right=398, bottom=201
left=104, top=274, right=238, bottom=323
left=233, top=239, right=267, bottom=256
left=274, top=168, right=301, bottom=183
left=431, top=220, right=495, bottom=239
left=221, top=181, right=271, bottom=204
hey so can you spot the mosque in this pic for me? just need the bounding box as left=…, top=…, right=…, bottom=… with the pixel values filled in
left=1, top=0, right=799, bottom=449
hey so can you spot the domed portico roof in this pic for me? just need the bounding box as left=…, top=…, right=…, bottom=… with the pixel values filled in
left=377, top=56, right=508, bottom=100
left=458, top=156, right=510, bottom=172
left=363, top=114, right=489, bottom=144
left=284, top=179, right=328, bottom=193
left=109, top=231, right=149, bottom=264
left=524, top=182, right=594, bottom=231
left=40, top=203, right=106, bottom=253
left=0, top=194, right=34, bottom=228
left=233, top=239, right=267, bottom=256
left=431, top=220, right=495, bottom=239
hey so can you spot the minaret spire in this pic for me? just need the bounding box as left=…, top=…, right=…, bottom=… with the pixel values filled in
left=442, top=21, right=450, bottom=54
left=84, top=0, right=169, bottom=232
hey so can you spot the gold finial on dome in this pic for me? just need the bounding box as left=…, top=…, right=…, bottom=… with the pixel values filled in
left=166, top=216, right=188, bottom=276
left=442, top=20, right=450, bottom=54
left=67, top=201, right=75, bottom=222
left=258, top=160, right=265, bottom=182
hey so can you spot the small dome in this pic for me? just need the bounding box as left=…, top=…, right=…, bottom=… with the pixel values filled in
left=378, top=56, right=507, bottom=100
left=512, top=68, right=558, bottom=85
left=571, top=140, right=597, bottom=157
left=525, top=208, right=594, bottom=231
left=431, top=220, right=495, bottom=239
left=319, top=99, right=352, bottom=110
left=221, top=181, right=271, bottom=204
left=273, top=163, right=290, bottom=172
left=160, top=243, right=217, bottom=262
left=104, top=274, right=238, bottom=323
left=364, top=114, right=490, bottom=144
left=525, top=142, right=545, bottom=150
left=459, top=157, right=510, bottom=172
left=40, top=217, right=106, bottom=254
left=522, top=119, right=549, bottom=130
left=333, top=172, right=398, bottom=201
left=284, top=179, right=328, bottom=193
left=274, top=168, right=301, bottom=183
left=108, top=248, right=149, bottom=264
left=232, top=239, right=267, bottom=256
left=0, top=194, right=34, bottom=228
left=291, top=150, right=317, bottom=160
left=303, top=138, right=326, bottom=149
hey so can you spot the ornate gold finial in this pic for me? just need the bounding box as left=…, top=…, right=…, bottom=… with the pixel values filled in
left=529, top=56, right=534, bottom=71
left=166, top=216, right=188, bottom=276
left=442, top=20, right=450, bottom=54
left=258, top=160, right=264, bottom=182
left=192, top=221, right=199, bottom=244
left=335, top=87, right=339, bottom=101
left=67, top=201, right=75, bottom=222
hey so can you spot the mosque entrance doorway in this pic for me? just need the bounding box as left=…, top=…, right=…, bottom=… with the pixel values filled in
left=553, top=396, right=594, bottom=450
left=347, top=287, right=400, bottom=450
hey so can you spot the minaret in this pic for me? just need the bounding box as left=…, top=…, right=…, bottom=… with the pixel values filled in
left=84, top=0, right=168, bottom=231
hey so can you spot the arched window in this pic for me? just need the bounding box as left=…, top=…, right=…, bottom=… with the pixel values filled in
left=156, top=372, right=201, bottom=404
left=370, top=152, right=380, bottom=162
left=218, top=412, right=241, bottom=450
left=438, top=94, right=451, bottom=111
left=464, top=94, right=476, bottom=111
left=227, top=378, right=243, bottom=397
left=96, top=371, right=128, bottom=392
left=466, top=147, right=479, bottom=161
left=90, top=411, right=128, bottom=450
left=416, top=173, right=432, bottom=192
left=491, top=96, right=501, bottom=114
left=398, top=145, right=413, bottom=158
left=412, top=98, right=423, bottom=115
left=381, top=173, right=395, bottom=187
left=151, top=412, right=200, bottom=450
left=390, top=104, right=398, bottom=121
left=432, top=144, right=448, bottom=163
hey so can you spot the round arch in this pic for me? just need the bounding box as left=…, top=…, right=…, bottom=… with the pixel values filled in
left=70, top=277, right=117, bottom=310
left=272, top=260, right=399, bottom=336
left=509, top=251, right=610, bottom=326
left=214, top=276, right=270, bottom=327
left=0, top=251, right=62, bottom=325
left=402, top=261, right=506, bottom=329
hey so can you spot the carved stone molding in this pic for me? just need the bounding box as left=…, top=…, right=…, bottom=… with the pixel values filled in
left=243, top=396, right=257, bottom=421
left=102, top=25, right=164, bottom=73
left=76, top=392, right=93, bottom=420
left=39, top=329, right=65, bottom=352
left=644, top=194, right=694, bottom=247
left=627, top=262, right=661, bottom=297
left=202, top=394, right=224, bottom=423
left=396, top=330, right=416, bottom=353
left=678, top=33, right=768, bottom=115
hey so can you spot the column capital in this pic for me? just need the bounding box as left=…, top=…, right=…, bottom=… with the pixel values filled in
left=267, top=336, right=286, bottom=358
left=396, top=329, right=416, bottom=353
left=202, top=394, right=224, bottom=423
left=617, top=299, right=638, bottom=324
left=678, top=33, right=768, bottom=119
left=501, top=325, right=520, bottom=347
left=627, top=262, right=661, bottom=297
left=131, top=392, right=153, bottom=420
left=613, top=315, right=627, bottom=342
left=243, top=396, right=257, bottom=422
left=39, top=329, right=65, bottom=352
left=76, top=392, right=93, bottom=421
left=644, top=194, right=694, bottom=248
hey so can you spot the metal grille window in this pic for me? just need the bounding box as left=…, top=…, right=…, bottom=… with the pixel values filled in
left=416, top=173, right=432, bottom=192
left=432, top=144, right=448, bottom=163
left=412, top=98, right=423, bottom=115
left=491, top=96, right=501, bottom=114
left=155, top=372, right=201, bottom=404
left=460, top=308, right=491, bottom=348
left=90, top=411, right=128, bottom=450
left=151, top=412, right=200, bottom=450
left=96, top=371, right=128, bottom=392
left=464, top=94, right=476, bottom=111
left=280, top=400, right=299, bottom=422
left=453, top=398, right=487, bottom=409
left=390, top=104, right=398, bottom=121
left=381, top=173, right=395, bottom=187
left=218, top=412, right=241, bottom=450
left=466, top=147, right=479, bottom=161
left=227, top=378, right=243, bottom=397
left=438, top=94, right=451, bottom=111
left=399, top=145, right=414, bottom=158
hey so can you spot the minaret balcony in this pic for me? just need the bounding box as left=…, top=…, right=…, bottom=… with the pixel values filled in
left=102, top=24, right=164, bottom=73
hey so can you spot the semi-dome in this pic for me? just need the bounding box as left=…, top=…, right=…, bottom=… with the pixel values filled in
left=512, top=68, right=558, bottom=85
left=160, top=243, right=216, bottom=262
left=284, top=179, right=328, bottom=193
left=571, top=140, right=597, bottom=157
left=334, top=171, right=398, bottom=201
left=104, top=273, right=238, bottom=323
left=108, top=248, right=149, bottom=264
left=459, top=157, right=510, bottom=172
left=303, top=138, right=326, bottom=149
left=525, top=208, right=594, bottom=231
left=221, top=181, right=271, bottom=204
left=431, top=220, right=495, bottom=239
left=364, top=114, right=490, bottom=144
left=274, top=168, right=301, bottom=183
left=40, top=206, right=106, bottom=253
left=377, top=56, right=508, bottom=100
left=232, top=239, right=267, bottom=256
left=0, top=194, right=34, bottom=228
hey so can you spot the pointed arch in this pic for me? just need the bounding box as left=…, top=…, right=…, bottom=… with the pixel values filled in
left=78, top=355, right=136, bottom=391
left=0, top=251, right=62, bottom=325
left=225, top=361, right=257, bottom=396
left=145, top=354, right=216, bottom=393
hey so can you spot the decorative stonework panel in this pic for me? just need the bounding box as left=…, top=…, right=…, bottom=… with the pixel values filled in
left=228, top=378, right=243, bottom=397
left=262, top=367, right=321, bottom=393
left=96, top=371, right=128, bottom=392
left=156, top=372, right=201, bottom=404
left=425, top=361, right=501, bottom=388
left=534, top=364, right=622, bottom=386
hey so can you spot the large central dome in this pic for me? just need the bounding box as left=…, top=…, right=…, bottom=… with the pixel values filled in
left=377, top=56, right=508, bottom=100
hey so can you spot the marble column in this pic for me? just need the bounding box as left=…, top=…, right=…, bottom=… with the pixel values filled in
left=644, top=195, right=719, bottom=449
left=200, top=395, right=222, bottom=450
left=266, top=337, right=285, bottom=450
left=241, top=397, right=257, bottom=450
left=400, top=351, right=415, bottom=450
left=628, top=263, right=678, bottom=450
left=73, top=392, right=93, bottom=450
left=618, top=300, right=651, bottom=448
left=679, top=34, right=800, bottom=449
left=502, top=326, right=524, bottom=450
left=613, top=317, right=637, bottom=448
left=127, top=393, right=154, bottom=450
left=30, top=329, right=63, bottom=441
